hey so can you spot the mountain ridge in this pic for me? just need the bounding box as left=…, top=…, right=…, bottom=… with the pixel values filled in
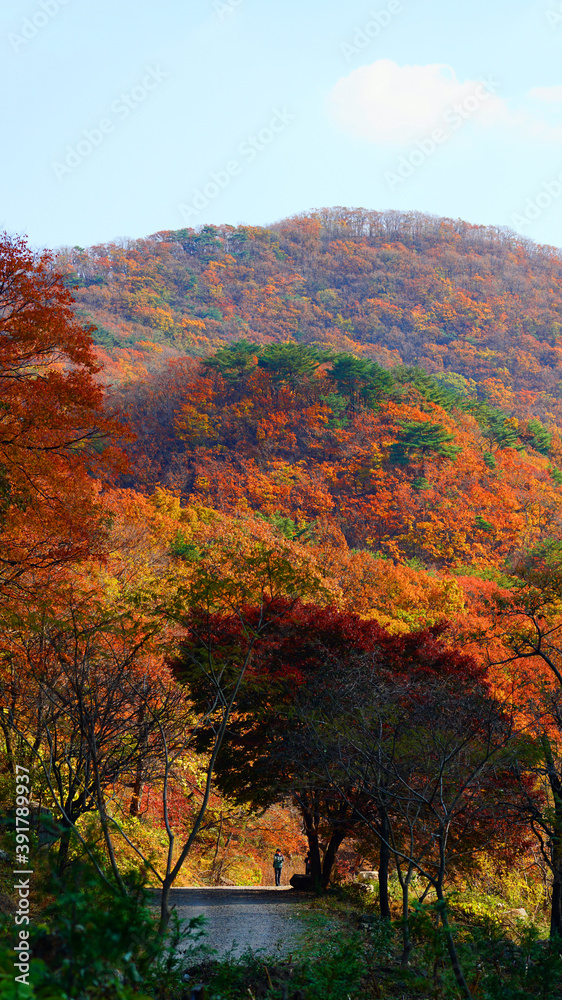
left=57, top=207, right=562, bottom=426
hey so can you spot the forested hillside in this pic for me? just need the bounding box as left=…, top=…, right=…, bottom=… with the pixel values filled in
left=59, top=207, right=562, bottom=424
left=4, top=215, right=562, bottom=997
left=55, top=208, right=562, bottom=578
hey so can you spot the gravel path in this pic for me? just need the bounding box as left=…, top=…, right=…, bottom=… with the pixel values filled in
left=159, top=887, right=313, bottom=958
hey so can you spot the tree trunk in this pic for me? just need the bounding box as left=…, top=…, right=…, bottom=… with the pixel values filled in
left=321, top=827, right=347, bottom=888
left=130, top=712, right=148, bottom=817
left=400, top=879, right=412, bottom=967
left=301, top=805, right=322, bottom=884
left=0, top=714, right=15, bottom=774
left=551, top=851, right=562, bottom=945
left=129, top=772, right=144, bottom=817
left=543, top=733, right=562, bottom=947
left=160, top=872, right=174, bottom=931
left=378, top=818, right=391, bottom=920
left=300, top=802, right=349, bottom=889
left=436, top=886, right=473, bottom=1000
left=57, top=824, right=72, bottom=874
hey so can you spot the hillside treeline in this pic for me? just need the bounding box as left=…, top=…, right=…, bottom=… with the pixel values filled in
left=110, top=340, right=562, bottom=575
left=60, top=208, right=562, bottom=427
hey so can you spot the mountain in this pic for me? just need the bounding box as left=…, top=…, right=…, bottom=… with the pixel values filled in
left=54, top=208, right=562, bottom=578
left=58, top=207, right=562, bottom=421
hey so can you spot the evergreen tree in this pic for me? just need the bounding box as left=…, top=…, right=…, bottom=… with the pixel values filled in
left=390, top=420, right=461, bottom=466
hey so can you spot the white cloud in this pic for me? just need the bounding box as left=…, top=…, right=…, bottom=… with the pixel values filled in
left=528, top=85, right=562, bottom=102
left=328, top=60, right=505, bottom=145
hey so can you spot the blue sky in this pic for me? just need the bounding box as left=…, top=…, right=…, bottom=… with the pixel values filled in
left=2, top=0, right=562, bottom=250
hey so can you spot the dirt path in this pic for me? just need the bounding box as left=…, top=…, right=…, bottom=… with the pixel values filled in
left=161, top=887, right=313, bottom=958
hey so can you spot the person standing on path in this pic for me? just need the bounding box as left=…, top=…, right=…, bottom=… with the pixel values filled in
left=273, top=849, right=284, bottom=886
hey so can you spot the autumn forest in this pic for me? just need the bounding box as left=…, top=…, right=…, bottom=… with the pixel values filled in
left=4, top=208, right=562, bottom=998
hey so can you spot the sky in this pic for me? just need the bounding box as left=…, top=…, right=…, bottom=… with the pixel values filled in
left=2, top=0, right=562, bottom=250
